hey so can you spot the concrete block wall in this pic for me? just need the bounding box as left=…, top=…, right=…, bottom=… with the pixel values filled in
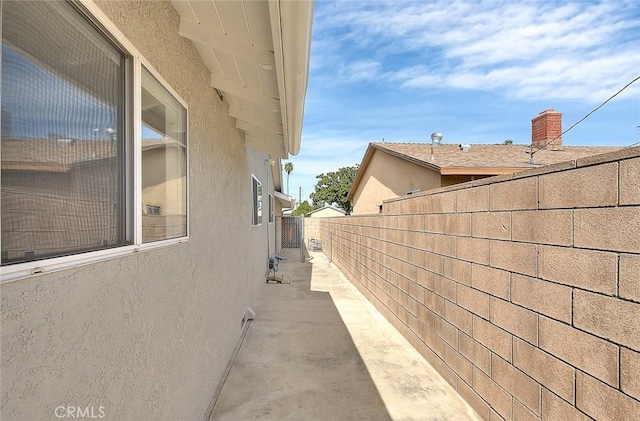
left=310, top=147, right=640, bottom=421
left=304, top=218, right=323, bottom=245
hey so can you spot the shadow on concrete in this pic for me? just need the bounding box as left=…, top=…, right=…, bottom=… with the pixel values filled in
left=209, top=248, right=393, bottom=421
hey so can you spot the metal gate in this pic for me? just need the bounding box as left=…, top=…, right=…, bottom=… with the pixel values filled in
left=281, top=216, right=304, bottom=248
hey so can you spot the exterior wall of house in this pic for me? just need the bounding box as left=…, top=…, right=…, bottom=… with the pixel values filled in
left=351, top=149, right=441, bottom=215
left=311, top=147, right=640, bottom=420
left=1, top=2, right=274, bottom=420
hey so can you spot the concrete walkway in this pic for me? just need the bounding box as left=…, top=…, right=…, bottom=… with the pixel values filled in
left=209, top=249, right=480, bottom=421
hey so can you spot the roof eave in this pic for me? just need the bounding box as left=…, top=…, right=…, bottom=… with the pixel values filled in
left=172, top=0, right=313, bottom=160
left=439, top=167, right=528, bottom=176
left=274, top=190, right=295, bottom=208
left=269, top=0, right=314, bottom=157
left=347, top=143, right=376, bottom=201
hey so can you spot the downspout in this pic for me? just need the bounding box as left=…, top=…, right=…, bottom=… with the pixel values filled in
left=265, top=157, right=275, bottom=262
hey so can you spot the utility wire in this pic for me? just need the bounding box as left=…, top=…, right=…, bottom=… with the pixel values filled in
left=530, top=74, right=640, bottom=158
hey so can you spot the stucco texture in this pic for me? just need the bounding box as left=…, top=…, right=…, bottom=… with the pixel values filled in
left=352, top=149, right=441, bottom=215
left=1, top=1, right=272, bottom=420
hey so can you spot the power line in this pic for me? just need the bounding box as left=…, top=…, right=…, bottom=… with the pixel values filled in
left=530, top=74, right=640, bottom=159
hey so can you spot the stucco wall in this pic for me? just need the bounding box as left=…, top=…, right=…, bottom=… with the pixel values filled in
left=351, top=149, right=441, bottom=215
left=312, top=147, right=640, bottom=420
left=1, top=1, right=274, bottom=420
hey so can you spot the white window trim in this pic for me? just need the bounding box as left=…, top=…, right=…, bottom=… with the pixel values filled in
left=1, top=0, right=189, bottom=283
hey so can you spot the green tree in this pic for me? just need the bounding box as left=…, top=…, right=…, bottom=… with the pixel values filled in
left=284, top=162, right=293, bottom=195
left=293, top=200, right=313, bottom=216
left=310, top=164, right=359, bottom=214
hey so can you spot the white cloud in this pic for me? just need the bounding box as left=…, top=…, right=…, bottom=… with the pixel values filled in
left=339, top=60, right=382, bottom=81
left=313, top=0, right=640, bottom=102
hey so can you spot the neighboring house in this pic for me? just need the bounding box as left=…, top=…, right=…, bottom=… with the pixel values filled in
left=0, top=1, right=312, bottom=420
left=348, top=109, right=623, bottom=215
left=307, top=205, right=347, bottom=218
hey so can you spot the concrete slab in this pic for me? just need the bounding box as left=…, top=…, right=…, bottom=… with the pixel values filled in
left=209, top=249, right=480, bottom=421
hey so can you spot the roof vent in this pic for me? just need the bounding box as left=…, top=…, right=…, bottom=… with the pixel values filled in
left=459, top=144, right=471, bottom=152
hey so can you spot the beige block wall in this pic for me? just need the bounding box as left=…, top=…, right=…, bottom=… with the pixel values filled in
left=351, top=149, right=441, bottom=215
left=310, top=147, right=640, bottom=421
left=1, top=2, right=274, bottom=420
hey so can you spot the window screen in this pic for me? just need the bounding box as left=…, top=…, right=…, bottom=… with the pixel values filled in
left=1, top=1, right=128, bottom=265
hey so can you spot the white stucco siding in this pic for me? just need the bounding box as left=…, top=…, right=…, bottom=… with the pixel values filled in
left=1, top=2, right=271, bottom=420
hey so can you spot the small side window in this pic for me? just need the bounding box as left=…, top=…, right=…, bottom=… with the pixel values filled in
left=252, top=176, right=262, bottom=226
left=141, top=67, right=187, bottom=243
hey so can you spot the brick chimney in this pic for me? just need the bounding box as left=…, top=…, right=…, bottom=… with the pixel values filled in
left=532, top=109, right=563, bottom=151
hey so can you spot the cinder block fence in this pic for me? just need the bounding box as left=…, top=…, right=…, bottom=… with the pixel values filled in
left=308, top=147, right=640, bottom=421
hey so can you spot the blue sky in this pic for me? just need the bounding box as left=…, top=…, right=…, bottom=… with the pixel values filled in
left=283, top=0, right=640, bottom=203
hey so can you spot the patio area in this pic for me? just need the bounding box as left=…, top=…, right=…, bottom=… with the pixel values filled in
left=208, top=248, right=480, bottom=421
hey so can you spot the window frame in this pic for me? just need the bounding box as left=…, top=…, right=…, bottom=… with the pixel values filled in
left=140, top=65, right=188, bottom=243
left=1, top=0, right=189, bottom=282
left=251, top=175, right=262, bottom=226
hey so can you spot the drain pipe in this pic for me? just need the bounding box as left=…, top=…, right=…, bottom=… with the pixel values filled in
left=265, top=157, right=275, bottom=264
left=204, top=308, right=255, bottom=421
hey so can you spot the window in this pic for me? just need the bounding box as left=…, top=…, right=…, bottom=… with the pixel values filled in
left=1, top=1, right=188, bottom=274
left=252, top=176, right=262, bottom=226
left=141, top=67, right=187, bottom=243
left=1, top=1, right=128, bottom=265
left=268, top=194, right=274, bottom=223
left=146, top=205, right=161, bottom=216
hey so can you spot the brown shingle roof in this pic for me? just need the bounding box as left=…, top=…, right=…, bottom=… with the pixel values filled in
left=373, top=142, right=623, bottom=170
left=1, top=137, right=181, bottom=172
left=1, top=138, right=117, bottom=172
left=347, top=141, right=625, bottom=201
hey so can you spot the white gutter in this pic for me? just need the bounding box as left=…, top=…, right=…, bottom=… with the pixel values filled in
left=273, top=190, right=295, bottom=208
left=269, top=0, right=314, bottom=157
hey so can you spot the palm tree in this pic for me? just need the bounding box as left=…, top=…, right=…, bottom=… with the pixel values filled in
left=284, top=162, right=293, bottom=195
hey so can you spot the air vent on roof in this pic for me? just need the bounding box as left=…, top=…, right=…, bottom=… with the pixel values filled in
left=459, top=144, right=471, bottom=152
